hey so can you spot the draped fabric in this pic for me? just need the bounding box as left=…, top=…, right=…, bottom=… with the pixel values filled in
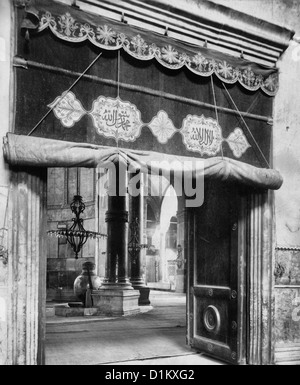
left=20, top=0, right=279, bottom=96
left=3, top=133, right=283, bottom=190
left=14, top=1, right=274, bottom=168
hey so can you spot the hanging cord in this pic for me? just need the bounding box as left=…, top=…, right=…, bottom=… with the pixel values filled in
left=245, top=92, right=260, bottom=116
left=116, top=50, right=121, bottom=151
left=221, top=82, right=271, bottom=169
left=210, top=75, right=224, bottom=159
left=117, top=50, right=121, bottom=100
left=27, top=52, right=103, bottom=137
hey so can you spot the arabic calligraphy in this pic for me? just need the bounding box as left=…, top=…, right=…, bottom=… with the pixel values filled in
left=89, top=97, right=143, bottom=142
left=102, top=109, right=131, bottom=131
left=48, top=91, right=250, bottom=159
left=181, top=115, right=223, bottom=156
left=190, top=127, right=214, bottom=146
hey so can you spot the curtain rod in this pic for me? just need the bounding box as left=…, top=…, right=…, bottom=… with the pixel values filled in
left=13, top=56, right=273, bottom=124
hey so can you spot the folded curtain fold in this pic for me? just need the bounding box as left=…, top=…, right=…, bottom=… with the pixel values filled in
left=3, top=133, right=283, bottom=190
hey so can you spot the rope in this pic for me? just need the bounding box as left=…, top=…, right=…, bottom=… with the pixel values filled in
left=245, top=92, right=260, bottom=115
left=221, top=82, right=271, bottom=169
left=27, top=52, right=103, bottom=136
left=116, top=50, right=121, bottom=151
left=210, top=75, right=224, bottom=159
left=117, top=50, right=121, bottom=99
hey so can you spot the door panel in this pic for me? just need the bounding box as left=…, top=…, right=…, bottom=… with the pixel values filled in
left=187, top=180, right=244, bottom=364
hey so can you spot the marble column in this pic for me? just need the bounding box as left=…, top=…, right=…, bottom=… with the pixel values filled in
left=175, top=209, right=186, bottom=293
left=129, top=171, right=150, bottom=305
left=248, top=191, right=275, bottom=365
left=7, top=168, right=47, bottom=365
left=92, top=161, right=140, bottom=316
left=102, top=164, right=132, bottom=289
left=175, top=196, right=187, bottom=293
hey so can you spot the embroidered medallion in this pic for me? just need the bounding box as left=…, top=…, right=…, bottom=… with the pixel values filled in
left=148, top=111, right=177, bottom=144
left=226, top=128, right=251, bottom=158
left=48, top=91, right=87, bottom=128
left=89, top=97, right=143, bottom=142
left=181, top=115, right=223, bottom=156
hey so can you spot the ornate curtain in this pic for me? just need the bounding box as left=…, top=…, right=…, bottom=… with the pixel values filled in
left=20, top=0, right=279, bottom=96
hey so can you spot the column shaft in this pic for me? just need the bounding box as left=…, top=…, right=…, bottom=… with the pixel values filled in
left=128, top=171, right=150, bottom=305
left=129, top=171, right=145, bottom=287
left=103, top=162, right=132, bottom=289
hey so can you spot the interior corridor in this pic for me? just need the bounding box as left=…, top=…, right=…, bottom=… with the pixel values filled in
left=45, top=291, right=223, bottom=366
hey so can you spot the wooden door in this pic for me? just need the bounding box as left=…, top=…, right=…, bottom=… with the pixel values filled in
left=187, top=180, right=246, bottom=364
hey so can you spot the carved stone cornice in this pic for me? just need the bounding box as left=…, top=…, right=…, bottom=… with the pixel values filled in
left=54, top=0, right=294, bottom=67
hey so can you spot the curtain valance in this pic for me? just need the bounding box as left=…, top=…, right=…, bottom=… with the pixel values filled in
left=21, top=0, right=279, bottom=96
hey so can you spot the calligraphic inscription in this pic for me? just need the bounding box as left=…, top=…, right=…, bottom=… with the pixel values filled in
left=89, top=97, right=143, bottom=142
left=181, top=115, right=223, bottom=156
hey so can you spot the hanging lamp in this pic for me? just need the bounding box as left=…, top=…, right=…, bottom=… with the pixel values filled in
left=47, top=168, right=107, bottom=259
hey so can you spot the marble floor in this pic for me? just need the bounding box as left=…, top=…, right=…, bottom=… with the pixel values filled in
left=45, top=290, right=224, bottom=366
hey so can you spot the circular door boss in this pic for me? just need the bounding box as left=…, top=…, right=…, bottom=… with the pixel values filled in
left=203, top=305, right=221, bottom=334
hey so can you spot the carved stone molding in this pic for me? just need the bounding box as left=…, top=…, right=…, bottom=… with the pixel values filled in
left=248, top=191, right=275, bottom=366
left=7, top=168, right=47, bottom=365
left=276, top=246, right=300, bottom=252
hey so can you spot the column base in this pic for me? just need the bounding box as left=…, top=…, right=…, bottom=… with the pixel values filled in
left=92, top=289, right=141, bottom=317
left=100, top=282, right=134, bottom=291
left=133, top=286, right=151, bottom=306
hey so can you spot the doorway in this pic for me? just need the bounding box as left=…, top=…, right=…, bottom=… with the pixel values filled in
left=45, top=168, right=191, bottom=365
left=186, top=180, right=246, bottom=364
left=6, top=159, right=275, bottom=365
left=145, top=180, right=183, bottom=293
